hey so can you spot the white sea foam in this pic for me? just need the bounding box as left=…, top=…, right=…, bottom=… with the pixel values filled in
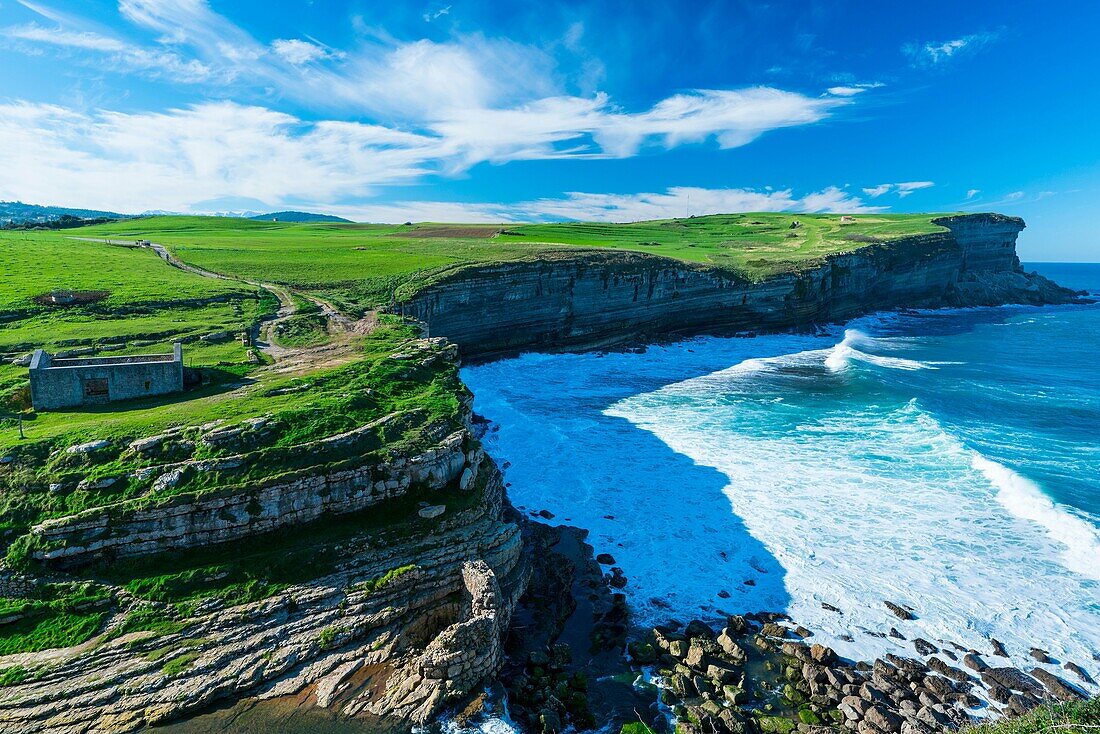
left=973, top=453, right=1100, bottom=582
left=463, top=324, right=1100, bottom=692
left=825, top=329, right=934, bottom=372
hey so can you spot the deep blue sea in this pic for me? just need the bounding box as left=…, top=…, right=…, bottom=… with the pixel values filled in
left=463, top=263, right=1100, bottom=687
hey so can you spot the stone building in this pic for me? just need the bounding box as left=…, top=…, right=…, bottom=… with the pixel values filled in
left=29, top=343, right=183, bottom=410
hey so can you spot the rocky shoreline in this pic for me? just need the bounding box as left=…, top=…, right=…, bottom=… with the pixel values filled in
left=457, top=522, right=1096, bottom=734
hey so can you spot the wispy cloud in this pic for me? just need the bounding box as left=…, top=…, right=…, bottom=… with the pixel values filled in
left=423, top=5, right=451, bottom=22
left=337, top=186, right=885, bottom=224
left=862, top=181, right=934, bottom=198
left=966, top=189, right=981, bottom=199
left=825, top=82, right=884, bottom=97
left=1, top=22, right=214, bottom=81
left=0, top=98, right=858, bottom=215
left=903, top=30, right=1001, bottom=67
left=0, top=1, right=880, bottom=216
left=271, top=38, right=341, bottom=65
left=960, top=189, right=1058, bottom=210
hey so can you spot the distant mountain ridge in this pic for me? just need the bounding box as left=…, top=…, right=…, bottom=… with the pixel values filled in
left=249, top=211, right=352, bottom=223
left=0, top=201, right=129, bottom=224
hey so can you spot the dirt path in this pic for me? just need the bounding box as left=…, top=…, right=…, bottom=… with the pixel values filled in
left=73, top=237, right=376, bottom=372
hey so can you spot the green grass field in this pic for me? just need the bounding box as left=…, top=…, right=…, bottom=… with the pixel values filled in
left=79, top=213, right=952, bottom=311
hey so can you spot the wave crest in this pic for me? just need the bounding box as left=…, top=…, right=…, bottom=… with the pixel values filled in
left=825, top=329, right=934, bottom=372
left=972, top=454, right=1100, bottom=582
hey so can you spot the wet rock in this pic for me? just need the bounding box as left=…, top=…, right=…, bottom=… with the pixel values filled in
left=839, top=696, right=871, bottom=721
left=901, top=720, right=936, bottom=734
left=803, top=663, right=828, bottom=684
left=981, top=667, right=1043, bottom=696
left=922, top=676, right=954, bottom=698
left=595, top=553, right=616, bottom=565
left=762, top=622, right=788, bottom=638
left=537, top=509, right=555, bottom=519
left=795, top=626, right=813, bottom=639
left=912, top=639, right=938, bottom=656
left=606, top=567, right=627, bottom=589
left=986, top=682, right=1011, bottom=703
left=927, top=657, right=969, bottom=683
left=628, top=641, right=656, bottom=664
left=717, top=628, right=748, bottom=664
left=884, top=602, right=914, bottom=620
left=725, top=615, right=749, bottom=634
left=860, top=683, right=892, bottom=707
left=707, top=662, right=737, bottom=684
left=885, top=655, right=928, bottom=675
left=962, top=654, right=988, bottom=672
left=1064, top=661, right=1094, bottom=684
left=864, top=705, right=903, bottom=733
left=685, top=642, right=707, bottom=669
left=1029, top=647, right=1051, bottom=664
left=669, top=639, right=689, bottom=659
left=857, top=720, right=886, bottom=734
left=889, top=628, right=906, bottom=640
left=810, top=644, right=836, bottom=665
left=990, top=638, right=1008, bottom=658
left=822, top=602, right=842, bottom=613
left=1005, top=693, right=1041, bottom=717
left=685, top=620, right=716, bottom=640
left=723, top=684, right=748, bottom=705
left=418, top=504, right=446, bottom=519
left=1030, top=668, right=1085, bottom=702
left=782, top=641, right=812, bottom=663
left=671, top=672, right=696, bottom=698
left=916, top=706, right=952, bottom=730
left=720, top=708, right=749, bottom=734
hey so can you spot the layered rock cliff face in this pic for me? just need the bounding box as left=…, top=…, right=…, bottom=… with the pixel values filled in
left=402, top=214, right=1077, bottom=358
left=30, top=424, right=482, bottom=566
left=0, top=459, right=527, bottom=734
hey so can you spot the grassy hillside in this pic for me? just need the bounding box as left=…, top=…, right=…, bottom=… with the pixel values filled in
left=80, top=213, right=952, bottom=312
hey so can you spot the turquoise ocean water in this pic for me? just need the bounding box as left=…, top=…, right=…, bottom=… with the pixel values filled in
left=463, top=263, right=1100, bottom=686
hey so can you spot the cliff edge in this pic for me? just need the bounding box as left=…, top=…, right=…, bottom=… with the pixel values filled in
left=400, top=213, right=1079, bottom=359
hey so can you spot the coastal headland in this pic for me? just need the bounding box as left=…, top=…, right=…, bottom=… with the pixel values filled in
left=0, top=212, right=1091, bottom=734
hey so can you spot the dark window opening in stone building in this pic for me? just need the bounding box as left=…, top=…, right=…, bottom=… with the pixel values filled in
left=82, top=378, right=109, bottom=399
left=144, top=380, right=151, bottom=390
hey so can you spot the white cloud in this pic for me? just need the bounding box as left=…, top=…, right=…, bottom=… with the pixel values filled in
left=903, top=31, right=1001, bottom=67
left=966, top=189, right=980, bottom=199
left=0, top=2, right=881, bottom=215
left=271, top=38, right=335, bottom=65
left=0, top=91, right=856, bottom=213
left=1, top=22, right=214, bottom=81
left=423, top=5, right=451, bottom=22
left=343, top=186, right=885, bottom=224
left=825, top=83, right=884, bottom=97
left=862, top=181, right=934, bottom=198
left=0, top=101, right=440, bottom=214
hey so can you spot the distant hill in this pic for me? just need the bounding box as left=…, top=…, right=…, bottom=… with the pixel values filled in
left=0, top=201, right=129, bottom=225
left=249, top=211, right=352, bottom=223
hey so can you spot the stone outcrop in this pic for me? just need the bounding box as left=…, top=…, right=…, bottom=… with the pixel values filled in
left=400, top=214, right=1079, bottom=358
left=30, top=426, right=483, bottom=566
left=0, top=460, right=528, bottom=734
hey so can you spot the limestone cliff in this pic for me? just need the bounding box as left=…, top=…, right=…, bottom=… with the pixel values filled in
left=400, top=214, right=1078, bottom=358
left=0, top=459, right=527, bottom=734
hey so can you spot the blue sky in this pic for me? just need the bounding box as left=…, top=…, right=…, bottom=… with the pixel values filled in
left=0, top=0, right=1097, bottom=260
